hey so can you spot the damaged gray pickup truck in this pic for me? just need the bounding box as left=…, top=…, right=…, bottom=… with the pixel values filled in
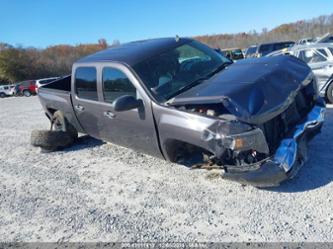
left=36, top=37, right=325, bottom=187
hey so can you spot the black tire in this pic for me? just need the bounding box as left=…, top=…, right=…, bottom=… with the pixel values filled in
left=51, top=111, right=78, bottom=140
left=23, top=90, right=31, bottom=97
left=0, top=92, right=5, bottom=98
left=30, top=130, right=75, bottom=151
left=326, top=83, right=333, bottom=104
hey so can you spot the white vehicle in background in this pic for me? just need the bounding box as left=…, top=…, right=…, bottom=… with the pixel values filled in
left=296, top=37, right=315, bottom=45
left=0, top=84, right=15, bottom=98
left=267, top=43, right=333, bottom=103
left=35, top=77, right=59, bottom=93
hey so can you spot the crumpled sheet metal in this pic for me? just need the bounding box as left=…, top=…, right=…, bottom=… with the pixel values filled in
left=273, top=103, right=325, bottom=172
left=171, top=56, right=312, bottom=124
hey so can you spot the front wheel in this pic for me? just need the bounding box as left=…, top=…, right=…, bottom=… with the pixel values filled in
left=326, top=83, right=333, bottom=104
left=0, top=92, right=5, bottom=98
left=23, top=90, right=31, bottom=97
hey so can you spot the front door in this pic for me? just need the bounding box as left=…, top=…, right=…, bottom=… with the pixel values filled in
left=98, top=64, right=162, bottom=158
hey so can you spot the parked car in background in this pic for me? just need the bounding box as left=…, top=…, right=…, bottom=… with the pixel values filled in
left=35, top=77, right=60, bottom=93
left=35, top=37, right=324, bottom=187
left=0, top=85, right=15, bottom=98
left=296, top=37, right=315, bottom=45
left=244, top=45, right=258, bottom=58
left=14, top=80, right=37, bottom=97
left=266, top=43, right=333, bottom=103
left=220, top=48, right=244, bottom=61
left=287, top=44, right=333, bottom=103
left=256, top=41, right=295, bottom=57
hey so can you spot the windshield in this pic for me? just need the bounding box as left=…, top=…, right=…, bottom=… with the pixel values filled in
left=133, top=40, right=230, bottom=101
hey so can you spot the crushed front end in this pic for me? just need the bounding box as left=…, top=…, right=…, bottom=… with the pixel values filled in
left=209, top=101, right=325, bottom=187
left=170, top=56, right=325, bottom=186
left=201, top=88, right=325, bottom=187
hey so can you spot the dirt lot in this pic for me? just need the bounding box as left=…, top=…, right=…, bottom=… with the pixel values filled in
left=0, top=96, right=332, bottom=242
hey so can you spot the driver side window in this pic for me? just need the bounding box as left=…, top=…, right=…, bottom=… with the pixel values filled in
left=102, top=67, right=137, bottom=104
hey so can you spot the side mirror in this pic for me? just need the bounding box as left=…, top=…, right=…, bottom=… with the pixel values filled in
left=113, top=95, right=141, bottom=112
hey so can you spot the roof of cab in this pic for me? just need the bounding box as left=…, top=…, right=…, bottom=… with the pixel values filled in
left=76, top=37, right=192, bottom=66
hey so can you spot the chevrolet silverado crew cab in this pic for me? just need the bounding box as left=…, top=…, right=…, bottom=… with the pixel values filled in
left=35, top=37, right=325, bottom=187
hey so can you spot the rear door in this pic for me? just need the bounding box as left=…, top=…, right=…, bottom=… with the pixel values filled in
left=71, top=64, right=104, bottom=138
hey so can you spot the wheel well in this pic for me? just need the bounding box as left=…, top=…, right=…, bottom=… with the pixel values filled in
left=45, top=108, right=58, bottom=120
left=326, top=81, right=333, bottom=92
left=164, top=139, right=212, bottom=165
left=47, top=108, right=57, bottom=115
left=325, top=80, right=333, bottom=102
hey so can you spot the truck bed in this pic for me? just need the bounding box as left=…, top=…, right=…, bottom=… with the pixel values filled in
left=42, top=75, right=71, bottom=92
left=37, top=75, right=84, bottom=133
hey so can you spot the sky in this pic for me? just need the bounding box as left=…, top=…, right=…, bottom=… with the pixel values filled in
left=1, top=0, right=333, bottom=48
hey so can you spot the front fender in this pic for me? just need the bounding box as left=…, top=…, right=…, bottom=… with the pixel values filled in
left=152, top=102, right=217, bottom=160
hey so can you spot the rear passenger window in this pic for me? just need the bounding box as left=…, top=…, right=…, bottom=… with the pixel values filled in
left=102, top=67, right=136, bottom=103
left=75, top=67, right=98, bottom=101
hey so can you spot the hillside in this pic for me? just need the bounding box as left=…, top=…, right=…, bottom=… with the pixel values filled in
left=194, top=13, right=333, bottom=49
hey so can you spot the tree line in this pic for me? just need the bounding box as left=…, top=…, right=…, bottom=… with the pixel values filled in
left=1, top=13, right=333, bottom=84
left=0, top=39, right=117, bottom=84
left=194, top=14, right=333, bottom=49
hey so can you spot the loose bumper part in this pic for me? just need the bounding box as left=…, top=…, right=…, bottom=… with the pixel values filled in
left=221, top=102, right=325, bottom=187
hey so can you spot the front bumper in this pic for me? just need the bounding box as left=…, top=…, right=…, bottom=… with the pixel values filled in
left=221, top=102, right=325, bottom=187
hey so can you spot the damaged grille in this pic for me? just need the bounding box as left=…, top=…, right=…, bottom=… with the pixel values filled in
left=262, top=81, right=316, bottom=152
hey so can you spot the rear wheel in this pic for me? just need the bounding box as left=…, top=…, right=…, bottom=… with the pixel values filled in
left=326, top=83, right=333, bottom=104
left=23, top=90, right=31, bottom=97
left=51, top=111, right=78, bottom=140
left=30, top=130, right=75, bottom=151
left=0, top=92, right=5, bottom=98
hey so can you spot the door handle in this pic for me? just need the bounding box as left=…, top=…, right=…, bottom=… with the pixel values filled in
left=75, top=104, right=85, bottom=112
left=103, top=111, right=116, bottom=119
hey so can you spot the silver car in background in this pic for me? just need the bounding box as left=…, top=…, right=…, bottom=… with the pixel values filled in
left=267, top=43, right=333, bottom=103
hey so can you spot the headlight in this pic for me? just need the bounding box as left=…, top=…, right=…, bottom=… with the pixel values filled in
left=222, top=128, right=269, bottom=154
left=202, top=120, right=269, bottom=158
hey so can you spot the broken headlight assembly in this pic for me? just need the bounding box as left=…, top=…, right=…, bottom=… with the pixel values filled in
left=202, top=120, right=269, bottom=166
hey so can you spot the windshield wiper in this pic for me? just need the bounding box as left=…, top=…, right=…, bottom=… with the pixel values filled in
left=166, top=62, right=232, bottom=100
left=206, top=61, right=232, bottom=78
left=166, top=76, right=208, bottom=100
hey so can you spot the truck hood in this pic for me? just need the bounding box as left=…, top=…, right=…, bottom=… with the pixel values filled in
left=170, top=56, right=312, bottom=124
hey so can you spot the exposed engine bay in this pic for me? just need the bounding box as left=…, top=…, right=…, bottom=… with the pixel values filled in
left=173, top=77, right=318, bottom=169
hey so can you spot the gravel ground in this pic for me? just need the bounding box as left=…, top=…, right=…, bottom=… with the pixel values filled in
left=0, top=96, right=332, bottom=242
